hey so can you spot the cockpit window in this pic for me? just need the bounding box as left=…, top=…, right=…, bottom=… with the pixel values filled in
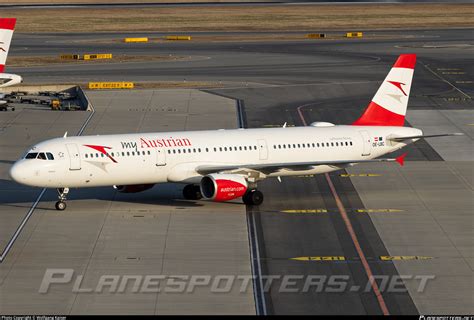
left=25, top=152, right=38, bottom=159
left=24, top=152, right=55, bottom=160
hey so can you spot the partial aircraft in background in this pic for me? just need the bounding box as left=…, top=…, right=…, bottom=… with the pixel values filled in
left=0, top=18, right=22, bottom=88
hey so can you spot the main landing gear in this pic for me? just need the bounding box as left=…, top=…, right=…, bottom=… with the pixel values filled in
left=182, top=184, right=203, bottom=200
left=55, top=187, right=69, bottom=211
left=242, top=189, right=264, bottom=206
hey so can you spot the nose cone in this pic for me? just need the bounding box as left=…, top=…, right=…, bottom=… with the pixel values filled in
left=9, top=162, right=20, bottom=182
left=9, top=162, right=25, bottom=184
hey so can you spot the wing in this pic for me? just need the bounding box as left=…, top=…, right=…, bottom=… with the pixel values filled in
left=196, top=155, right=406, bottom=175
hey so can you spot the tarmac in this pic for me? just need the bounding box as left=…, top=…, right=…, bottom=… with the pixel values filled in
left=0, top=89, right=255, bottom=314
left=1, top=27, right=473, bottom=314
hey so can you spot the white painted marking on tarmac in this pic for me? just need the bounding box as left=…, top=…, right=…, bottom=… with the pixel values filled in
left=0, top=188, right=46, bottom=263
left=0, top=100, right=95, bottom=263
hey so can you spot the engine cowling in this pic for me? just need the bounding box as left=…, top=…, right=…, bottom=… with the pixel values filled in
left=113, top=184, right=154, bottom=193
left=200, top=174, right=248, bottom=202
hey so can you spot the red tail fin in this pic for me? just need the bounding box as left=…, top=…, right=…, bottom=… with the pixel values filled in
left=0, top=18, right=16, bottom=73
left=352, top=54, right=416, bottom=126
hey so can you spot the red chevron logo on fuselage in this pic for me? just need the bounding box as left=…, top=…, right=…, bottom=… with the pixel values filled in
left=388, top=81, right=407, bottom=96
left=84, top=144, right=117, bottom=163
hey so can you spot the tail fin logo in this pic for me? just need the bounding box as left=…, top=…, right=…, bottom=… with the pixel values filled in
left=388, top=81, right=407, bottom=96
left=0, top=42, right=5, bottom=52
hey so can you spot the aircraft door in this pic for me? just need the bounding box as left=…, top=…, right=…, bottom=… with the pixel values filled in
left=156, top=147, right=166, bottom=166
left=258, top=139, right=268, bottom=160
left=65, top=143, right=81, bottom=170
left=359, top=130, right=372, bottom=156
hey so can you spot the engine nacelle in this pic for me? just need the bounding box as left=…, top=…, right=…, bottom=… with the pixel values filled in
left=113, top=184, right=154, bottom=193
left=200, top=174, right=248, bottom=202
left=0, top=73, right=23, bottom=88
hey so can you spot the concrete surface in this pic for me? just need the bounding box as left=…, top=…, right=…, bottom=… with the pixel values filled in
left=0, top=89, right=255, bottom=315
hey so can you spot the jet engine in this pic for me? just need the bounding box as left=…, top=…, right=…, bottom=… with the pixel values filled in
left=200, top=174, right=248, bottom=201
left=113, top=184, right=154, bottom=193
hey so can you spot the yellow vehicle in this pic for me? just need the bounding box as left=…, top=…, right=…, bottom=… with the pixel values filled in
left=50, top=99, right=61, bottom=110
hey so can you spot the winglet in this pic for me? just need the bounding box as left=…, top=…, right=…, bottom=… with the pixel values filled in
left=396, top=153, right=407, bottom=166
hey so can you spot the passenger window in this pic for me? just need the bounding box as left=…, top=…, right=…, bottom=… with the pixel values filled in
left=127, top=152, right=130, bottom=156
left=183, top=149, right=186, bottom=154
left=173, top=150, right=176, bottom=154
left=244, top=146, right=247, bottom=151
left=206, top=148, right=209, bottom=152
left=293, top=144, right=296, bottom=148
left=85, top=154, right=88, bottom=158
left=239, top=146, right=242, bottom=151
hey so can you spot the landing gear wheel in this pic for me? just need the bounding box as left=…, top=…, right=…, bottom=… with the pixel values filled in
left=243, top=190, right=264, bottom=206
left=56, top=187, right=69, bottom=210
left=183, top=184, right=202, bottom=200
left=55, top=201, right=66, bottom=211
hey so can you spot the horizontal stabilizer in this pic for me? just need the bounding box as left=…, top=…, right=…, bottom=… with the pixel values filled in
left=389, top=133, right=464, bottom=142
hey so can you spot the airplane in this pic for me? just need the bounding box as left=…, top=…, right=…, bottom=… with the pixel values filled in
left=0, top=18, right=22, bottom=88
left=9, top=54, right=462, bottom=210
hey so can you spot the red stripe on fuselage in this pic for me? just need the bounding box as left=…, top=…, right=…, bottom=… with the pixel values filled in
left=352, top=101, right=405, bottom=126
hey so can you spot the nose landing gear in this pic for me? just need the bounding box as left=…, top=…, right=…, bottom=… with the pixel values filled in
left=55, top=187, right=69, bottom=210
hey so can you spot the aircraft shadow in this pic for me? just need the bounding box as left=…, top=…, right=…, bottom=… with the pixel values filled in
left=0, top=179, right=234, bottom=209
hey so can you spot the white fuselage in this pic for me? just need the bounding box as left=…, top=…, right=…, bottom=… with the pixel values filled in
left=10, top=125, right=421, bottom=189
